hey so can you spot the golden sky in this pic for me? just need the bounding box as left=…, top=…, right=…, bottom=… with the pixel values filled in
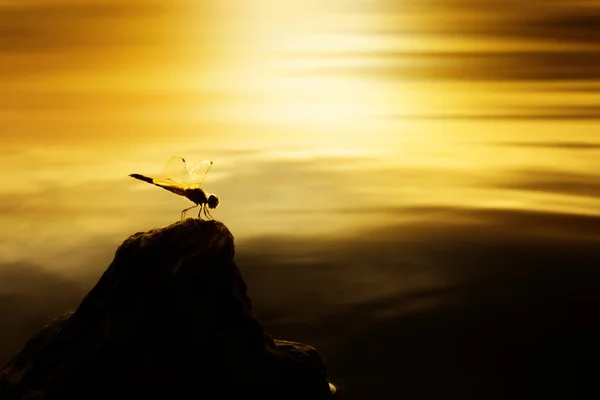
left=1, top=0, right=599, bottom=275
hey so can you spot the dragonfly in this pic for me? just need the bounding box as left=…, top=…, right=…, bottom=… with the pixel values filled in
left=129, top=156, right=220, bottom=221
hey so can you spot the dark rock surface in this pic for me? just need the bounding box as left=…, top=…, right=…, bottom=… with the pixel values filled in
left=0, top=220, right=334, bottom=400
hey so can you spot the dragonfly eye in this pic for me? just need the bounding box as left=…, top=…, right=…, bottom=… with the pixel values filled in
left=207, top=194, right=220, bottom=209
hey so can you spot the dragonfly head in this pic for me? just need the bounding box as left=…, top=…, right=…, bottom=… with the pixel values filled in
left=207, top=194, right=220, bottom=209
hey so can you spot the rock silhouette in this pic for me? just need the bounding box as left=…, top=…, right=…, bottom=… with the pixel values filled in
left=0, top=220, right=334, bottom=400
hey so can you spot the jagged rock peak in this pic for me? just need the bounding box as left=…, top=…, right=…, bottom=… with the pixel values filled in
left=0, top=219, right=334, bottom=400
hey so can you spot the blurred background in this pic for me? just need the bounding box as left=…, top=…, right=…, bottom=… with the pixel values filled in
left=1, top=1, right=599, bottom=398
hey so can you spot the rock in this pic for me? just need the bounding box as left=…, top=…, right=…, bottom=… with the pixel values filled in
left=0, top=220, right=334, bottom=400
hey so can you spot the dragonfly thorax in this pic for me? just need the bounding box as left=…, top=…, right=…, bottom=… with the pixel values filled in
left=184, top=188, right=220, bottom=209
left=185, top=188, right=209, bottom=205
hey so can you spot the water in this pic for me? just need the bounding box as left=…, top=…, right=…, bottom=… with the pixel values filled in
left=1, top=1, right=600, bottom=398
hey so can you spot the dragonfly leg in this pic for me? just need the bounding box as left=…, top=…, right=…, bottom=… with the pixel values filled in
left=205, top=207, right=214, bottom=220
left=197, top=204, right=205, bottom=220
left=181, top=204, right=198, bottom=221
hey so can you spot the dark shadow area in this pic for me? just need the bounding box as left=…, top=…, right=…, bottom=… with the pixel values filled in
left=1, top=206, right=599, bottom=398
left=237, top=207, right=600, bottom=399
left=0, top=263, right=86, bottom=365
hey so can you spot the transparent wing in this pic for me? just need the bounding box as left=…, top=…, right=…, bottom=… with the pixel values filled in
left=185, top=160, right=213, bottom=186
left=158, top=156, right=187, bottom=185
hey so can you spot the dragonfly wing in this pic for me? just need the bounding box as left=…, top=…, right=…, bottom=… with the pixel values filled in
left=160, top=156, right=187, bottom=185
left=186, top=160, right=213, bottom=186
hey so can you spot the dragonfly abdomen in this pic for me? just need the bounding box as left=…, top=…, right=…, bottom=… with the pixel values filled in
left=129, top=173, right=153, bottom=184
left=129, top=174, right=187, bottom=196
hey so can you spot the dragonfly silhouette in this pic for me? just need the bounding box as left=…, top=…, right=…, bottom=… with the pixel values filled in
left=130, top=156, right=220, bottom=221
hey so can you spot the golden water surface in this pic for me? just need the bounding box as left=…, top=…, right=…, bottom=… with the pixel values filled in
left=1, top=0, right=599, bottom=276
